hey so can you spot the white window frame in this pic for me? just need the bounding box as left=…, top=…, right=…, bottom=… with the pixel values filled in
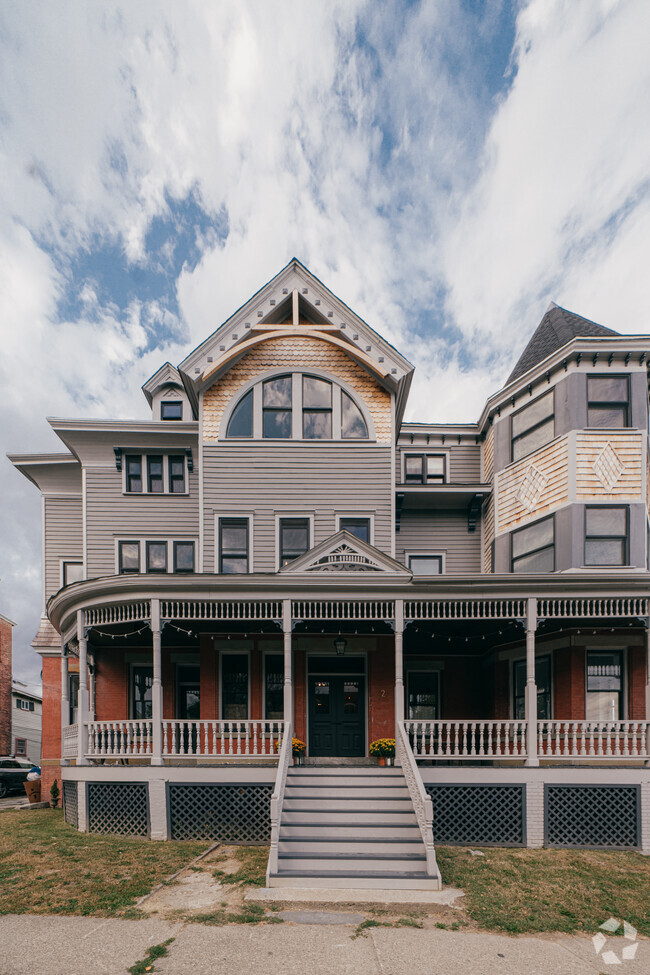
left=405, top=668, right=442, bottom=721
left=215, top=513, right=254, bottom=574
left=115, top=538, right=198, bottom=574
left=335, top=512, right=375, bottom=546
left=122, top=453, right=189, bottom=495
left=129, top=661, right=154, bottom=721
left=585, top=646, right=627, bottom=721
left=406, top=551, right=446, bottom=575
left=275, top=513, right=315, bottom=569
left=510, top=653, right=553, bottom=721
left=220, top=368, right=375, bottom=442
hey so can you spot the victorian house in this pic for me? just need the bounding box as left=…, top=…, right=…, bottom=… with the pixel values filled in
left=10, top=260, right=650, bottom=889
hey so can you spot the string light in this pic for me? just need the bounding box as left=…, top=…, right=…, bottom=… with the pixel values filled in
left=89, top=624, right=149, bottom=640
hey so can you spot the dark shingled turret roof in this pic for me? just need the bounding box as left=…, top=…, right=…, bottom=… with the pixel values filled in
left=507, top=303, right=619, bottom=384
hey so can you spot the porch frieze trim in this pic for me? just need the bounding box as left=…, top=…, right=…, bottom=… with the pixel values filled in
left=47, top=570, right=650, bottom=635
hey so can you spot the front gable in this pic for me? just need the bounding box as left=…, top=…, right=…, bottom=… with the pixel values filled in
left=178, top=260, right=413, bottom=433
left=280, top=530, right=412, bottom=577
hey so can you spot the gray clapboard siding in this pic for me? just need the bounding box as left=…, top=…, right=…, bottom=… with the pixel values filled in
left=44, top=496, right=83, bottom=598
left=203, top=445, right=392, bottom=571
left=395, top=445, right=481, bottom=483
left=85, top=470, right=200, bottom=577
left=395, top=509, right=481, bottom=573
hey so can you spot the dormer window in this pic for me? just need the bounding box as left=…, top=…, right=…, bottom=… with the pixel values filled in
left=225, top=373, right=370, bottom=441
left=161, top=400, right=183, bottom=421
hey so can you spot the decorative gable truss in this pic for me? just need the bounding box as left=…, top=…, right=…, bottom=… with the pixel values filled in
left=177, top=259, right=414, bottom=431
left=281, top=530, right=412, bottom=576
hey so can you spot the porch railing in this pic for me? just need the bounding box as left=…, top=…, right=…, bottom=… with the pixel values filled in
left=267, top=721, right=293, bottom=881
left=405, top=720, right=528, bottom=760
left=161, top=719, right=286, bottom=758
left=62, top=722, right=78, bottom=759
left=396, top=721, right=440, bottom=880
left=86, top=720, right=153, bottom=758
left=538, top=720, right=650, bottom=760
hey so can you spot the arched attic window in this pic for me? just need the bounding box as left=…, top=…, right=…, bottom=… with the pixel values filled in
left=225, top=372, right=370, bottom=440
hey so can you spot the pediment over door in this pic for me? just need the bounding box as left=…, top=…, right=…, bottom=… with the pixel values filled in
left=280, top=530, right=412, bottom=576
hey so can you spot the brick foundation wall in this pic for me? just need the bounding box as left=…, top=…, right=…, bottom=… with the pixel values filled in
left=0, top=619, right=12, bottom=755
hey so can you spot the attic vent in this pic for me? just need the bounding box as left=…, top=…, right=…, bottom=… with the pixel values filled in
left=257, top=311, right=263, bottom=317
left=315, top=300, right=321, bottom=306
left=282, top=288, right=288, bottom=294
left=207, top=357, right=213, bottom=363
left=232, top=334, right=238, bottom=339
left=353, top=334, right=359, bottom=340
left=270, top=299, right=276, bottom=306
left=327, top=311, right=333, bottom=317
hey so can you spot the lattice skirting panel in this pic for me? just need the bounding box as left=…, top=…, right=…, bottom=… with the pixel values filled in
left=426, top=784, right=526, bottom=846
left=545, top=785, right=639, bottom=849
left=87, top=782, right=149, bottom=837
left=168, top=784, right=273, bottom=843
left=63, top=781, right=78, bottom=829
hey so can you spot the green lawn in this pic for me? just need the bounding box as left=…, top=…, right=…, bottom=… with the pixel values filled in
left=437, top=845, right=650, bottom=935
left=0, top=810, right=206, bottom=917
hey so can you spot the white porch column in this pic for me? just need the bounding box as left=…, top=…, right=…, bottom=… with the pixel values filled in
left=76, top=610, right=89, bottom=766
left=395, top=599, right=405, bottom=724
left=524, top=597, right=539, bottom=768
left=151, top=599, right=163, bottom=766
left=282, top=599, right=293, bottom=727
left=60, top=638, right=69, bottom=767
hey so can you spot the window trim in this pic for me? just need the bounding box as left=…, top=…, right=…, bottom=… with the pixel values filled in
left=15, top=698, right=35, bottom=712
left=402, top=452, right=448, bottom=484
left=173, top=540, right=195, bottom=573
left=510, top=388, right=555, bottom=463
left=335, top=513, right=374, bottom=545
left=405, top=669, right=441, bottom=721
left=587, top=374, right=630, bottom=429
left=215, top=514, right=254, bottom=573
left=220, top=368, right=375, bottom=442
left=61, top=560, right=84, bottom=587
left=14, top=738, right=27, bottom=756
left=511, top=514, right=555, bottom=573
left=586, top=648, right=625, bottom=721
left=218, top=516, right=250, bottom=574
left=123, top=453, right=189, bottom=495
left=276, top=514, right=313, bottom=569
left=406, top=552, right=445, bottom=575
left=161, top=400, right=183, bottom=421
left=116, top=538, right=198, bottom=574
left=584, top=505, right=629, bottom=567
left=129, top=662, right=153, bottom=721
left=219, top=648, right=251, bottom=721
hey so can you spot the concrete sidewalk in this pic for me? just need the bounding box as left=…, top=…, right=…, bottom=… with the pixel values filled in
left=0, top=913, right=647, bottom=975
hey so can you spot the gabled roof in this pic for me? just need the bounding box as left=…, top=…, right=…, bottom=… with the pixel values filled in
left=177, top=259, right=414, bottom=434
left=280, top=530, right=412, bottom=577
left=142, top=362, right=184, bottom=407
left=507, top=303, right=619, bottom=384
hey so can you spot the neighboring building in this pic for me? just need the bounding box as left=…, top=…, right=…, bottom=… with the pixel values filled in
left=11, top=679, right=42, bottom=763
left=0, top=614, right=15, bottom=755
left=8, top=260, right=650, bottom=889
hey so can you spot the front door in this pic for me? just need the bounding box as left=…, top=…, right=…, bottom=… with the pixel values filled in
left=308, top=674, right=365, bottom=757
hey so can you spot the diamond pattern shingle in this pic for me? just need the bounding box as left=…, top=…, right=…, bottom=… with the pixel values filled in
left=507, top=304, right=618, bottom=384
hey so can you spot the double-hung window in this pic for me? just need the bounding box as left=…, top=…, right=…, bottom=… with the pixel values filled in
left=169, top=455, right=186, bottom=493
left=123, top=453, right=188, bottom=494
left=587, top=376, right=629, bottom=428
left=219, top=519, right=249, bottom=573
left=511, top=390, right=554, bottom=462
left=221, top=653, right=249, bottom=720
left=264, top=655, right=284, bottom=720
left=587, top=651, right=622, bottom=720
left=131, top=666, right=153, bottom=720
left=119, top=540, right=141, bottom=573
left=511, top=515, right=554, bottom=572
left=279, top=518, right=310, bottom=566
left=584, top=506, right=628, bottom=566
left=147, top=455, right=164, bottom=493
left=173, top=541, right=195, bottom=572
left=404, top=454, right=446, bottom=483
left=146, top=541, right=167, bottom=573
left=125, top=455, right=142, bottom=493
left=119, top=540, right=195, bottom=574
left=513, top=656, right=551, bottom=719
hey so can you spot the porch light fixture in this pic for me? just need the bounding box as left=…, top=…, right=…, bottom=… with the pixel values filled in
left=334, top=637, right=347, bottom=656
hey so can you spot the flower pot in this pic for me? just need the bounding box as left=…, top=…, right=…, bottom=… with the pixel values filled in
left=377, top=756, right=386, bottom=767
left=24, top=781, right=41, bottom=804
left=293, top=755, right=304, bottom=765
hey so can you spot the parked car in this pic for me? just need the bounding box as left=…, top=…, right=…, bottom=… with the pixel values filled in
left=0, top=757, right=33, bottom=798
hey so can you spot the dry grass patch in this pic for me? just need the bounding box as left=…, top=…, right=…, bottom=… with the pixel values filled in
left=0, top=809, right=206, bottom=917
left=437, top=846, right=650, bottom=936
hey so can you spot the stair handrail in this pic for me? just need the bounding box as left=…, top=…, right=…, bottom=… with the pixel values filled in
left=396, top=720, right=440, bottom=881
left=267, top=720, right=292, bottom=882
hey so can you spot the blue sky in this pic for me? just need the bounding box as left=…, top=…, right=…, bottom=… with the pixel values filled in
left=1, top=0, right=649, bottom=681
